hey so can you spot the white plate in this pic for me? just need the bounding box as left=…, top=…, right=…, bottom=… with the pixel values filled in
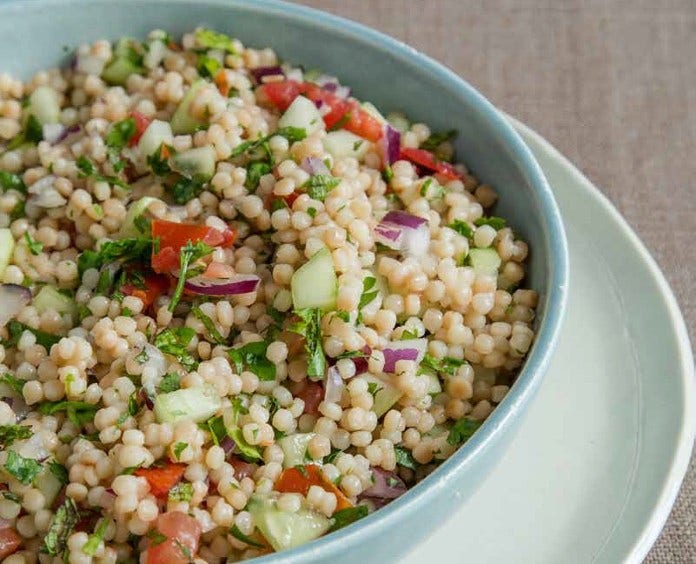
left=404, top=119, right=695, bottom=564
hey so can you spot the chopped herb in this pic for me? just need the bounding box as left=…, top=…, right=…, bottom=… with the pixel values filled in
left=158, top=372, right=181, bottom=393
left=4, top=319, right=61, bottom=349
left=382, top=164, right=394, bottom=183
left=302, top=174, right=340, bottom=202
left=328, top=112, right=351, bottom=131
left=0, top=171, right=27, bottom=194
left=1, top=491, right=20, bottom=503
left=244, top=161, right=272, bottom=191
left=420, top=178, right=433, bottom=197
left=0, top=424, right=32, bottom=448
left=228, top=340, right=276, bottom=382
left=77, top=304, right=91, bottom=322
left=0, top=372, right=25, bottom=396
left=168, top=240, right=214, bottom=312
left=420, top=129, right=457, bottom=160
left=128, top=392, right=140, bottom=417
left=229, top=524, right=264, bottom=548
left=174, top=539, right=192, bottom=560
left=168, top=175, right=205, bottom=204
left=474, top=216, right=506, bottom=230
left=76, top=155, right=96, bottom=177
left=105, top=117, right=136, bottom=169
left=82, top=518, right=109, bottom=556
left=133, top=214, right=150, bottom=234
left=205, top=415, right=227, bottom=446
left=77, top=237, right=153, bottom=277
left=448, top=219, right=474, bottom=240
left=135, top=348, right=149, bottom=363
left=25, top=114, right=44, bottom=144
left=192, top=306, right=227, bottom=345
left=322, top=448, right=342, bottom=464
left=48, top=460, right=69, bottom=485
left=225, top=399, right=262, bottom=462
left=270, top=198, right=288, bottom=212
left=194, top=28, right=236, bottom=53
left=447, top=418, right=482, bottom=445
left=154, top=327, right=197, bottom=371
left=39, top=400, right=99, bottom=427
left=394, top=446, right=418, bottom=470
left=352, top=140, right=364, bottom=151
left=307, top=207, right=317, bottom=218
left=9, top=200, right=25, bottom=222
left=168, top=482, right=193, bottom=502
left=335, top=310, right=350, bottom=322
left=4, top=450, right=42, bottom=484
left=287, top=308, right=326, bottom=380
left=329, top=505, right=369, bottom=532
left=147, top=144, right=173, bottom=175
left=173, top=441, right=188, bottom=460
left=400, top=328, right=419, bottom=340
left=357, top=276, right=379, bottom=322
left=230, top=127, right=306, bottom=158
left=366, top=381, right=382, bottom=399
left=42, top=497, right=80, bottom=556
left=197, top=54, right=221, bottom=78
left=146, top=528, right=167, bottom=546
left=420, top=354, right=466, bottom=377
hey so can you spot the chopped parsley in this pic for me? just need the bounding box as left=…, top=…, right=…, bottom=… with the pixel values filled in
left=7, top=114, right=43, bottom=149
left=48, top=460, right=69, bottom=485
left=366, top=381, right=383, bottom=399
left=244, top=161, right=272, bottom=191
left=154, top=327, right=197, bottom=371
left=447, top=418, right=482, bottom=445
left=0, top=372, right=25, bottom=396
left=168, top=175, right=206, bottom=204
left=230, top=127, right=307, bottom=159
left=77, top=236, right=153, bottom=277
left=474, top=216, right=506, bottom=230
left=105, top=117, right=136, bottom=170
left=328, top=505, right=369, bottom=532
left=76, top=154, right=130, bottom=188
left=4, top=450, right=42, bottom=484
left=168, top=482, right=194, bottom=502
left=0, top=171, right=27, bottom=194
left=448, top=219, right=474, bottom=240
left=307, top=206, right=317, bottom=218
left=147, top=144, right=173, bottom=175
left=3, top=320, right=61, bottom=350
left=288, top=308, right=326, bottom=380
left=382, top=164, right=394, bottom=183
left=204, top=415, right=226, bottom=446
left=158, top=372, right=181, bottom=394
left=420, top=354, right=466, bottom=377
left=229, top=524, right=264, bottom=548
left=225, top=398, right=263, bottom=462
left=197, top=54, right=221, bottom=78
left=192, top=305, right=227, bottom=344
left=195, top=28, right=236, bottom=53
left=357, top=276, right=379, bottom=323
left=334, top=310, right=350, bottom=322
left=23, top=231, right=43, bottom=255
left=302, top=174, right=341, bottom=201
left=168, top=240, right=214, bottom=312
left=394, top=446, right=418, bottom=470
left=38, top=400, right=99, bottom=427
left=82, top=518, right=109, bottom=556
left=0, top=424, right=32, bottom=448
left=173, top=441, right=188, bottom=460
left=42, top=497, right=80, bottom=556
left=328, top=112, right=351, bottom=131
left=420, top=129, right=457, bottom=160
left=228, top=340, right=276, bottom=381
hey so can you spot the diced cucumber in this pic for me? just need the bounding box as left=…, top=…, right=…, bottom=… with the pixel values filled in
left=101, top=57, right=142, bottom=86
left=247, top=495, right=331, bottom=552
left=278, top=95, right=324, bottom=135
left=119, top=196, right=161, bottom=238
left=291, top=247, right=337, bottom=310
left=114, top=37, right=140, bottom=59
left=171, top=146, right=216, bottom=180
left=33, top=286, right=76, bottom=320
left=277, top=433, right=316, bottom=468
left=154, top=385, right=222, bottom=424
left=322, top=130, right=371, bottom=161
left=361, top=102, right=387, bottom=124
left=137, top=119, right=173, bottom=158
left=171, top=80, right=208, bottom=134
left=468, top=248, right=502, bottom=275
left=418, top=366, right=442, bottom=395
left=34, top=465, right=63, bottom=506
left=29, top=86, right=61, bottom=125
left=0, top=229, right=15, bottom=279
left=362, top=373, right=403, bottom=417
left=386, top=112, right=411, bottom=134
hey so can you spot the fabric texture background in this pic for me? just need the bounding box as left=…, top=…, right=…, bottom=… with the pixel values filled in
left=292, top=1, right=695, bottom=561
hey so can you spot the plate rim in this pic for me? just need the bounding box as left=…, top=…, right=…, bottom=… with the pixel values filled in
left=508, top=115, right=696, bottom=562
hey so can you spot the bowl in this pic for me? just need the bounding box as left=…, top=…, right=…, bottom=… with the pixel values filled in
left=0, top=0, right=569, bottom=561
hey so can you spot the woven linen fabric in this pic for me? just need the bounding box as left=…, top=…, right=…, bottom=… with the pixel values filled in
left=293, top=1, right=696, bottom=561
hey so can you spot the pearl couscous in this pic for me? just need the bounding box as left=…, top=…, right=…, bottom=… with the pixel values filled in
left=0, top=28, right=537, bottom=563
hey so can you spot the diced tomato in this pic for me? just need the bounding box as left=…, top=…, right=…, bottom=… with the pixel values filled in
left=151, top=246, right=180, bottom=274
left=275, top=465, right=352, bottom=512
left=399, top=147, right=462, bottom=180
left=259, top=81, right=383, bottom=142
left=146, top=512, right=201, bottom=564
left=295, top=381, right=323, bottom=415
left=130, top=111, right=152, bottom=147
left=0, top=522, right=21, bottom=560
left=121, top=274, right=170, bottom=309
left=135, top=463, right=186, bottom=497
left=214, top=70, right=231, bottom=97
left=152, top=220, right=237, bottom=252
left=228, top=456, right=258, bottom=480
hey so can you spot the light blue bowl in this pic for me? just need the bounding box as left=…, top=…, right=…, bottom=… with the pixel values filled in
left=0, top=1, right=569, bottom=561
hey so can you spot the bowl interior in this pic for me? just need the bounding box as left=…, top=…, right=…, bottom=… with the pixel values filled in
left=0, top=1, right=568, bottom=562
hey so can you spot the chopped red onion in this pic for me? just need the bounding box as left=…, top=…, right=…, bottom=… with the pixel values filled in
left=361, top=468, right=408, bottom=500
left=382, top=338, right=427, bottom=372
left=41, top=123, right=66, bottom=145
left=250, top=66, right=284, bottom=84
left=184, top=274, right=260, bottom=296
left=381, top=124, right=401, bottom=165
left=0, top=284, right=31, bottom=328
left=301, top=156, right=331, bottom=176
left=54, top=124, right=81, bottom=145
left=220, top=436, right=236, bottom=455
left=373, top=224, right=403, bottom=249
left=382, top=210, right=427, bottom=229
left=374, top=211, right=430, bottom=257
left=324, top=365, right=345, bottom=403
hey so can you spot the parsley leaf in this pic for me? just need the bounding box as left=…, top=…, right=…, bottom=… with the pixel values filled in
left=204, top=415, right=227, bottom=446
left=226, top=399, right=263, bottom=462
left=329, top=505, right=369, bottom=532
left=287, top=308, right=326, bottom=380
left=302, top=174, right=340, bottom=202
left=24, top=231, right=43, bottom=255
left=4, top=320, right=61, bottom=350
left=474, top=216, right=506, bottom=230
left=420, top=129, right=457, bottom=160
left=0, top=424, right=32, bottom=448
left=230, top=127, right=307, bottom=158
left=154, top=327, right=197, bottom=371
left=82, top=518, right=109, bottom=556
left=194, top=28, right=236, bottom=53
left=447, top=418, right=482, bottom=445
left=394, top=446, right=418, bottom=470
left=0, top=171, right=27, bottom=194
left=173, top=441, right=188, bottom=460
left=147, top=143, right=173, bottom=175
left=197, top=54, right=221, bottom=78
left=77, top=237, right=153, bottom=277
left=39, top=400, right=99, bottom=427
left=48, top=460, right=69, bottom=485
left=228, top=340, right=276, bottom=381
left=0, top=373, right=25, bottom=396
left=420, top=354, right=466, bottom=377
left=168, top=482, right=193, bottom=502
left=105, top=117, right=136, bottom=168
left=245, top=161, right=272, bottom=191
left=229, top=524, right=264, bottom=548
left=42, top=498, right=80, bottom=556
left=168, top=175, right=206, bottom=204
left=448, top=219, right=474, bottom=240
left=4, top=450, right=42, bottom=484
left=168, top=240, right=213, bottom=312
left=192, top=306, right=227, bottom=345
left=158, top=372, right=181, bottom=393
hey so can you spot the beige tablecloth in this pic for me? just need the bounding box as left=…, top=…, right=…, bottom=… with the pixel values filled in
left=294, top=1, right=695, bottom=561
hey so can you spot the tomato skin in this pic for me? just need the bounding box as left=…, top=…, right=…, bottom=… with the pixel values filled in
left=130, top=111, right=152, bottom=147
left=0, top=524, right=21, bottom=559
left=122, top=274, right=170, bottom=308
left=296, top=381, right=323, bottom=415
left=275, top=465, right=352, bottom=511
left=134, top=464, right=186, bottom=497
left=259, top=80, right=304, bottom=110
left=146, top=512, right=201, bottom=564
left=399, top=147, right=462, bottom=180
left=151, top=246, right=180, bottom=274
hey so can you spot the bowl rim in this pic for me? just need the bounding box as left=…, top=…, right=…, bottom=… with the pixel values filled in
left=0, top=0, right=569, bottom=560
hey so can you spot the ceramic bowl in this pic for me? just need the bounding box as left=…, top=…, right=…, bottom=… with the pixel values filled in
left=0, top=1, right=569, bottom=561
